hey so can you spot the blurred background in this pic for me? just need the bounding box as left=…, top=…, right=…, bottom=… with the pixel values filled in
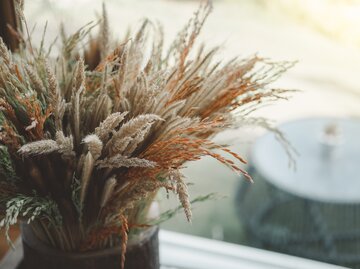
left=2, top=0, right=360, bottom=268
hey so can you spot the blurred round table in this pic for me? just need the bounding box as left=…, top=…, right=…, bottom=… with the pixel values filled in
left=236, top=117, right=360, bottom=269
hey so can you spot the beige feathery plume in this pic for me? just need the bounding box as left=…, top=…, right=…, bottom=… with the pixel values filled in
left=55, top=131, right=75, bottom=159
left=95, top=112, right=128, bottom=142
left=18, top=140, right=59, bottom=156
left=170, top=169, right=192, bottom=222
left=121, top=181, right=161, bottom=215
left=57, top=99, right=66, bottom=131
left=105, top=179, right=162, bottom=225
left=24, top=65, right=46, bottom=93
left=74, top=58, right=85, bottom=91
left=109, top=137, right=133, bottom=155
left=71, top=85, right=84, bottom=147
left=88, top=92, right=112, bottom=131
left=119, top=97, right=131, bottom=112
left=100, top=3, right=110, bottom=59
left=45, top=60, right=65, bottom=130
left=83, top=134, right=103, bottom=160
left=157, top=116, right=193, bottom=141
left=14, top=0, right=25, bottom=21
left=100, top=176, right=117, bottom=208
left=122, top=123, right=152, bottom=156
left=115, top=46, right=128, bottom=94
left=0, top=38, right=11, bottom=66
left=106, top=114, right=163, bottom=155
left=80, top=152, right=95, bottom=205
left=45, top=60, right=60, bottom=105
left=108, top=137, right=132, bottom=156
left=96, top=155, right=156, bottom=169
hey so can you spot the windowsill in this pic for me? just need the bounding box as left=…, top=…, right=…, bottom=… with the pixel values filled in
left=0, top=230, right=348, bottom=269
left=159, top=230, right=348, bottom=269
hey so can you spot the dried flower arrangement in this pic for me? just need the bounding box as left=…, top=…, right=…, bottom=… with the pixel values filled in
left=0, top=1, right=293, bottom=267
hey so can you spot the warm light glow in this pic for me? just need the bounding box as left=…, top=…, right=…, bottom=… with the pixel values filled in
left=264, top=0, right=360, bottom=47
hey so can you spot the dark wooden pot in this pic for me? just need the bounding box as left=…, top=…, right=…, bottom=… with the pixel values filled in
left=19, top=224, right=160, bottom=269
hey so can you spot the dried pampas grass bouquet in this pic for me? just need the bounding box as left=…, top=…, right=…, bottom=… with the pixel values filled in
left=0, top=1, right=293, bottom=268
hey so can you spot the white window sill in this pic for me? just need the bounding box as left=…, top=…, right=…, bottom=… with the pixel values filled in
left=160, top=230, right=348, bottom=269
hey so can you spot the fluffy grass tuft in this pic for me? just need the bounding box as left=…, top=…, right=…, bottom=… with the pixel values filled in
left=0, top=1, right=294, bottom=265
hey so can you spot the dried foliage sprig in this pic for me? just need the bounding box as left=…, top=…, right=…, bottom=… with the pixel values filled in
left=0, top=1, right=294, bottom=266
